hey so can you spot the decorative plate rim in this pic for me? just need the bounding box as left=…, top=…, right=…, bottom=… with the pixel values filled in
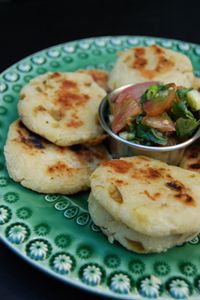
left=1, top=35, right=200, bottom=300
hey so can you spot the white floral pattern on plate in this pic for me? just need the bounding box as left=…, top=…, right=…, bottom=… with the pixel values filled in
left=51, top=253, right=74, bottom=274
left=0, top=206, right=11, bottom=225
left=27, top=239, right=51, bottom=260
left=109, top=273, right=131, bottom=294
left=139, top=275, right=161, bottom=298
left=7, top=223, right=29, bottom=244
left=168, top=278, right=190, bottom=299
left=81, top=264, right=102, bottom=286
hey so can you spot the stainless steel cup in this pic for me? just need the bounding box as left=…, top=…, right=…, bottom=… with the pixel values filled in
left=98, top=85, right=200, bottom=165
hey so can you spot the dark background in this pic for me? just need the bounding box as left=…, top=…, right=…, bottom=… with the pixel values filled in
left=0, top=0, right=200, bottom=299
left=1, top=0, right=200, bottom=73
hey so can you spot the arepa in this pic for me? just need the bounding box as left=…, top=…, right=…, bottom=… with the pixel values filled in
left=18, top=72, right=106, bottom=146
left=108, top=44, right=194, bottom=90
left=89, top=156, right=200, bottom=253
left=4, top=120, right=110, bottom=194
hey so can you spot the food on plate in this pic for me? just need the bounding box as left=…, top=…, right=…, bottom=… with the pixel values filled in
left=192, top=76, right=200, bottom=90
left=89, top=156, right=200, bottom=253
left=77, top=69, right=109, bottom=91
left=108, top=44, right=194, bottom=90
left=4, top=120, right=110, bottom=194
left=18, top=72, right=106, bottom=146
left=180, top=143, right=200, bottom=172
left=107, top=82, right=200, bottom=146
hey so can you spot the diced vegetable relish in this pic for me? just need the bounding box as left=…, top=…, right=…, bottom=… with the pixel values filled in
left=108, top=82, right=200, bottom=146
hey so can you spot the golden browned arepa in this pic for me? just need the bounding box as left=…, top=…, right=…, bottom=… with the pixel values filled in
left=89, top=156, right=200, bottom=253
left=108, top=44, right=194, bottom=90
left=4, top=120, right=110, bottom=194
left=18, top=72, right=106, bottom=146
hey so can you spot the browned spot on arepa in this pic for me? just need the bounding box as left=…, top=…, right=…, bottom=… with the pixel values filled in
left=132, top=45, right=174, bottom=79
left=56, top=79, right=90, bottom=109
left=166, top=180, right=195, bottom=206
left=102, top=160, right=133, bottom=174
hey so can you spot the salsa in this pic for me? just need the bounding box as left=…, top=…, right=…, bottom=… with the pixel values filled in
left=108, top=82, right=200, bottom=146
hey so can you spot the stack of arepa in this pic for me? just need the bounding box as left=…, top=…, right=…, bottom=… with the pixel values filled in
left=89, top=156, right=200, bottom=253
left=4, top=70, right=110, bottom=194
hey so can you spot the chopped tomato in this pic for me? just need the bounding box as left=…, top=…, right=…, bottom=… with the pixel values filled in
left=143, top=86, right=176, bottom=117
left=142, top=114, right=176, bottom=132
left=111, top=97, right=141, bottom=133
left=111, top=81, right=157, bottom=133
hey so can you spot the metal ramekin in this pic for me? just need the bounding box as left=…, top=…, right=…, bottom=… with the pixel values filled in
left=99, top=84, right=200, bottom=165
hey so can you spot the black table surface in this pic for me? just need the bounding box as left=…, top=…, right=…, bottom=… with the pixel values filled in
left=1, top=0, right=200, bottom=299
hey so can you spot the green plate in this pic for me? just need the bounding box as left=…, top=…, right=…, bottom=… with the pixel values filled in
left=1, top=36, right=200, bottom=299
